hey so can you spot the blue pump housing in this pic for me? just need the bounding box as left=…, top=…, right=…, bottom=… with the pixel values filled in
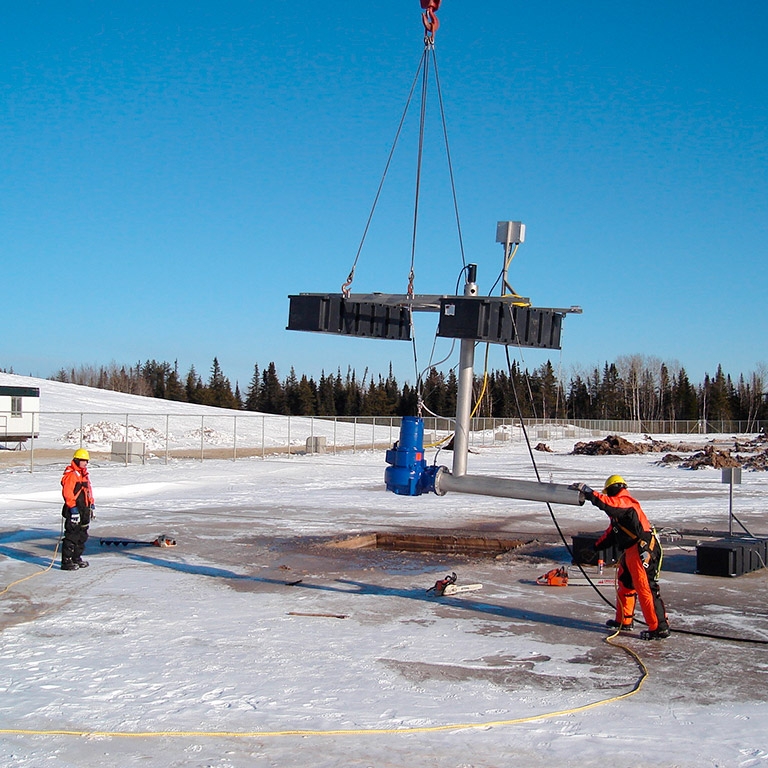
left=384, top=416, right=437, bottom=496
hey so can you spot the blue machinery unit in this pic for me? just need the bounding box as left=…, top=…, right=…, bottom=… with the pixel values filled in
left=384, top=416, right=438, bottom=496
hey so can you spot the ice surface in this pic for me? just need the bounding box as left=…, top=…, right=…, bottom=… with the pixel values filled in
left=1, top=373, right=767, bottom=767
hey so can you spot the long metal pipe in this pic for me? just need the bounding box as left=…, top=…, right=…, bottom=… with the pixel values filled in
left=434, top=468, right=584, bottom=506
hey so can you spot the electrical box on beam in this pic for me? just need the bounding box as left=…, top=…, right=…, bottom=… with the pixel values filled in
left=437, top=297, right=564, bottom=349
left=287, top=294, right=412, bottom=341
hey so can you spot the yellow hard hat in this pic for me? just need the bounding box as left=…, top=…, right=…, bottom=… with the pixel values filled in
left=604, top=474, right=626, bottom=490
left=73, top=448, right=90, bottom=461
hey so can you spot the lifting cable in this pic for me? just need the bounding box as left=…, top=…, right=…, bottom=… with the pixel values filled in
left=342, top=18, right=465, bottom=298
left=341, top=3, right=466, bottom=402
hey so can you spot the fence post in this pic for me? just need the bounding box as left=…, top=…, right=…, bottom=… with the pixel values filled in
left=200, top=415, right=205, bottom=461
left=124, top=414, right=130, bottom=466
left=233, top=415, right=238, bottom=461
left=165, top=414, right=170, bottom=465
left=29, top=410, right=36, bottom=473
left=287, top=415, right=291, bottom=456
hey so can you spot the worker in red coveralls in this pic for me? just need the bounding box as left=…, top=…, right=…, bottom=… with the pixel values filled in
left=60, top=448, right=96, bottom=571
left=570, top=474, right=670, bottom=640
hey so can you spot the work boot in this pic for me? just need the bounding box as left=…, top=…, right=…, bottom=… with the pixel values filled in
left=74, top=558, right=89, bottom=568
left=640, top=627, right=671, bottom=640
left=606, top=619, right=633, bottom=631
left=61, top=559, right=78, bottom=571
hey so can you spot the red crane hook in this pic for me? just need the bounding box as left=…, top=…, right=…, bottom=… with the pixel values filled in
left=420, top=0, right=441, bottom=40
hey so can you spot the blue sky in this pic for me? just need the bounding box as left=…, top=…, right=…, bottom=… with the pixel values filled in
left=3, top=1, right=767, bottom=391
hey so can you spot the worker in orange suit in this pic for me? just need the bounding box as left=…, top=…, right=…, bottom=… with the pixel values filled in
left=60, top=448, right=96, bottom=570
left=570, top=474, right=670, bottom=640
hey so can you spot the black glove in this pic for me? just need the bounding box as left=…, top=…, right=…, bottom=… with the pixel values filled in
left=569, top=482, right=593, bottom=495
left=69, top=507, right=80, bottom=525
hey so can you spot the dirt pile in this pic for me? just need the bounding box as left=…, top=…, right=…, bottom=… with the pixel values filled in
left=677, top=444, right=741, bottom=470
left=572, top=434, right=646, bottom=456
left=572, top=433, right=768, bottom=471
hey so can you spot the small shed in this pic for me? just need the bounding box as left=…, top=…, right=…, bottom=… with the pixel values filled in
left=0, top=385, right=41, bottom=445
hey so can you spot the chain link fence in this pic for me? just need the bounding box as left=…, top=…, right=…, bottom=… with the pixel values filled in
left=2, top=411, right=766, bottom=472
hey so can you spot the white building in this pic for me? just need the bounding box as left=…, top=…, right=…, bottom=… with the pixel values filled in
left=0, top=385, right=40, bottom=445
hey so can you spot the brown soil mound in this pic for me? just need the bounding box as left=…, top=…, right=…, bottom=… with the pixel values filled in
left=573, top=434, right=768, bottom=471
left=680, top=444, right=741, bottom=470
left=572, top=435, right=651, bottom=456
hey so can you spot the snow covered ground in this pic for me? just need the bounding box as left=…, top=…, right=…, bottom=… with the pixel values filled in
left=1, top=373, right=767, bottom=767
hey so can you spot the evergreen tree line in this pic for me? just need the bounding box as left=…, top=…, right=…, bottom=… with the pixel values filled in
left=49, top=355, right=768, bottom=426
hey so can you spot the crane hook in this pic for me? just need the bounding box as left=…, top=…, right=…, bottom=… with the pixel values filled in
left=420, top=0, right=441, bottom=41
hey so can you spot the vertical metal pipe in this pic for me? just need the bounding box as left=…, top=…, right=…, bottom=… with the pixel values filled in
left=452, top=264, right=478, bottom=477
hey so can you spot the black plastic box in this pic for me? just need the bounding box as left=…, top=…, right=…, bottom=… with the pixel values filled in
left=571, top=531, right=619, bottom=566
left=437, top=298, right=563, bottom=349
left=287, top=294, right=411, bottom=341
left=696, top=540, right=745, bottom=577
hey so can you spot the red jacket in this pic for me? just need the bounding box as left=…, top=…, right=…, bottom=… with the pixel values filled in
left=588, top=487, right=653, bottom=553
left=61, top=461, right=95, bottom=511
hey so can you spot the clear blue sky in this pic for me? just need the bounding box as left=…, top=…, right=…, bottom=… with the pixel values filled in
left=3, top=1, right=767, bottom=391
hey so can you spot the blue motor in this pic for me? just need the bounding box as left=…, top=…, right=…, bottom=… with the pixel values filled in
left=385, top=416, right=436, bottom=496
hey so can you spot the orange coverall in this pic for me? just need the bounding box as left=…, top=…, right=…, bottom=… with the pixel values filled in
left=589, top=488, right=669, bottom=633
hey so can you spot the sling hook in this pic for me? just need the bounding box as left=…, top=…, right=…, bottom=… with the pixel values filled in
left=420, top=0, right=441, bottom=41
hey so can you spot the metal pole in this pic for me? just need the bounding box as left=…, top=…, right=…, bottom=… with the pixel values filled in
left=233, top=415, right=237, bottom=461
left=125, top=414, right=129, bottom=466
left=165, top=414, right=169, bottom=465
left=200, top=415, right=205, bottom=461
left=452, top=264, right=478, bottom=477
left=728, top=477, right=734, bottom=537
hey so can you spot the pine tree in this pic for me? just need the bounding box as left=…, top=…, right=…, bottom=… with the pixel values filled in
left=244, top=365, right=261, bottom=411
left=208, top=358, right=238, bottom=409
left=316, top=371, right=336, bottom=416
left=259, top=362, right=286, bottom=414
left=672, top=368, right=698, bottom=420
left=185, top=365, right=208, bottom=405
left=166, top=361, right=187, bottom=402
